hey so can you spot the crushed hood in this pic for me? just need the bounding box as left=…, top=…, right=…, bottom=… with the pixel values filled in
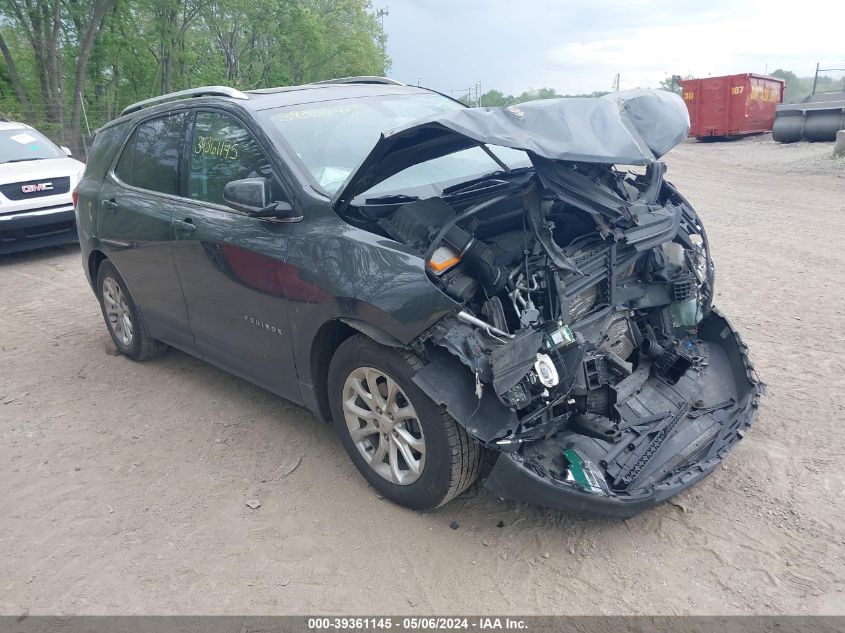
left=332, top=89, right=690, bottom=211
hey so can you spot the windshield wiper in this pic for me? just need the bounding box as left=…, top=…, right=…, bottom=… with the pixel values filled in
left=442, top=166, right=534, bottom=199
left=443, top=176, right=510, bottom=198
left=363, top=193, right=420, bottom=205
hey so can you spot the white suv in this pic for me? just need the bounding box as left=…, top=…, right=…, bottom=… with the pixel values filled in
left=0, top=121, right=85, bottom=254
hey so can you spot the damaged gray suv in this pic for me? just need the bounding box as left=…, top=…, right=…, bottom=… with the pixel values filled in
left=75, top=77, right=761, bottom=518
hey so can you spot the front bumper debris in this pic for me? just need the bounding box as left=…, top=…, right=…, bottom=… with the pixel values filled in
left=482, top=309, right=761, bottom=518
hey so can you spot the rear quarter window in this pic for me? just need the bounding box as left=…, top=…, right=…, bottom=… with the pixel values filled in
left=84, top=121, right=132, bottom=182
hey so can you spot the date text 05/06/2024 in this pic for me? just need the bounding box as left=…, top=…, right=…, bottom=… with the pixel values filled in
left=307, top=617, right=528, bottom=631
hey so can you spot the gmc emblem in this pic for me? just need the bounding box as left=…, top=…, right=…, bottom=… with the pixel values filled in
left=21, top=182, right=53, bottom=193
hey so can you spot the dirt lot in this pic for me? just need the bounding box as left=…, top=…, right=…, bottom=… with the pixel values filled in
left=1, top=136, right=843, bottom=615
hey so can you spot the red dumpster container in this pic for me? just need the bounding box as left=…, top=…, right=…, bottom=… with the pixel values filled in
left=680, top=74, right=785, bottom=139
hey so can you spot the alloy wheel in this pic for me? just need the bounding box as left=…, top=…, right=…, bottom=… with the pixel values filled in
left=102, top=276, right=133, bottom=347
left=342, top=366, right=426, bottom=485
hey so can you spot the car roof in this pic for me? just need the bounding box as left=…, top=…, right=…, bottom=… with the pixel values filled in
left=242, top=82, right=439, bottom=110
left=101, top=82, right=449, bottom=132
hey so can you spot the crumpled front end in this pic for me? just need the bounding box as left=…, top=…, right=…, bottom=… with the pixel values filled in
left=395, top=163, right=761, bottom=518
left=337, top=90, right=761, bottom=517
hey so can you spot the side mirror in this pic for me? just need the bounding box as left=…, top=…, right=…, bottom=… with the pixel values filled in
left=223, top=177, right=301, bottom=221
left=224, top=177, right=269, bottom=213
left=61, top=146, right=72, bottom=157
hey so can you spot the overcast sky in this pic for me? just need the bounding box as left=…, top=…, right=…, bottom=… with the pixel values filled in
left=381, top=0, right=844, bottom=97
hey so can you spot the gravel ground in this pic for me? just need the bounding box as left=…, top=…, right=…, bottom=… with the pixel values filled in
left=1, top=135, right=843, bottom=615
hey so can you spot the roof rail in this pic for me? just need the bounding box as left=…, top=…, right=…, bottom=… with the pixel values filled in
left=309, top=76, right=405, bottom=86
left=120, top=86, right=249, bottom=116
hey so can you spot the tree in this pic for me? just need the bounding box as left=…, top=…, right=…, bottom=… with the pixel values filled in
left=525, top=87, right=559, bottom=100
left=0, top=0, right=116, bottom=150
left=770, top=69, right=809, bottom=103
left=475, top=87, right=566, bottom=108
left=69, top=0, right=118, bottom=152
left=659, top=75, right=684, bottom=95
left=0, top=30, right=33, bottom=120
left=0, top=0, right=389, bottom=153
left=479, top=89, right=510, bottom=107
left=1, top=0, right=65, bottom=131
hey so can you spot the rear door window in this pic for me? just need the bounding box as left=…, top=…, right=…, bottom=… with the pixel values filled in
left=114, top=112, right=187, bottom=195
left=188, top=111, right=272, bottom=206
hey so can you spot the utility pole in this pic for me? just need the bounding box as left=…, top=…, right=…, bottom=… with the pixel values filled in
left=376, top=6, right=388, bottom=30
left=449, top=88, right=471, bottom=104
left=376, top=7, right=389, bottom=63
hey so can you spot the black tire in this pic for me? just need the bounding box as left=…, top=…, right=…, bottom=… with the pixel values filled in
left=96, top=259, right=167, bottom=361
left=328, top=334, right=481, bottom=511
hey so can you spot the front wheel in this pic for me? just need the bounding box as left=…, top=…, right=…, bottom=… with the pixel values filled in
left=328, top=335, right=481, bottom=511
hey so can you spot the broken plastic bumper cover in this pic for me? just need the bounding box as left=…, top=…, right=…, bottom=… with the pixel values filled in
left=480, top=310, right=761, bottom=518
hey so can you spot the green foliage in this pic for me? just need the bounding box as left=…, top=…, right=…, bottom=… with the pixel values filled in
left=473, top=70, right=844, bottom=111
left=0, top=0, right=389, bottom=152
left=658, top=75, right=690, bottom=95
left=478, top=89, right=508, bottom=107
left=771, top=68, right=844, bottom=104
left=771, top=69, right=808, bottom=104
left=475, top=86, right=609, bottom=108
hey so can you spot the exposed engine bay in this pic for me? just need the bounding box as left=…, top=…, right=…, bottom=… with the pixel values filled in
left=335, top=90, right=762, bottom=516
left=347, top=158, right=760, bottom=516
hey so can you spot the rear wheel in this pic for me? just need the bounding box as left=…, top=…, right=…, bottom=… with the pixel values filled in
left=328, top=335, right=481, bottom=510
left=96, top=260, right=167, bottom=361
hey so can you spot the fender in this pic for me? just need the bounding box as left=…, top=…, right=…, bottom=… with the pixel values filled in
left=339, top=317, right=404, bottom=348
left=285, top=211, right=460, bottom=398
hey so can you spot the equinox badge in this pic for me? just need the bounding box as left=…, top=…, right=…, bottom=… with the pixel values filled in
left=243, top=314, right=284, bottom=336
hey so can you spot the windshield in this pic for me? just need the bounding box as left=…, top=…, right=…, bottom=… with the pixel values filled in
left=265, top=93, right=529, bottom=196
left=0, top=128, right=65, bottom=163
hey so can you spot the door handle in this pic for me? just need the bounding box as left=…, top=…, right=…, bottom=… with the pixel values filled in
left=173, top=218, right=197, bottom=236
left=102, top=198, right=118, bottom=212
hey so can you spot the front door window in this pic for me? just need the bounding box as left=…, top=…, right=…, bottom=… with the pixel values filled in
left=188, top=111, right=272, bottom=206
